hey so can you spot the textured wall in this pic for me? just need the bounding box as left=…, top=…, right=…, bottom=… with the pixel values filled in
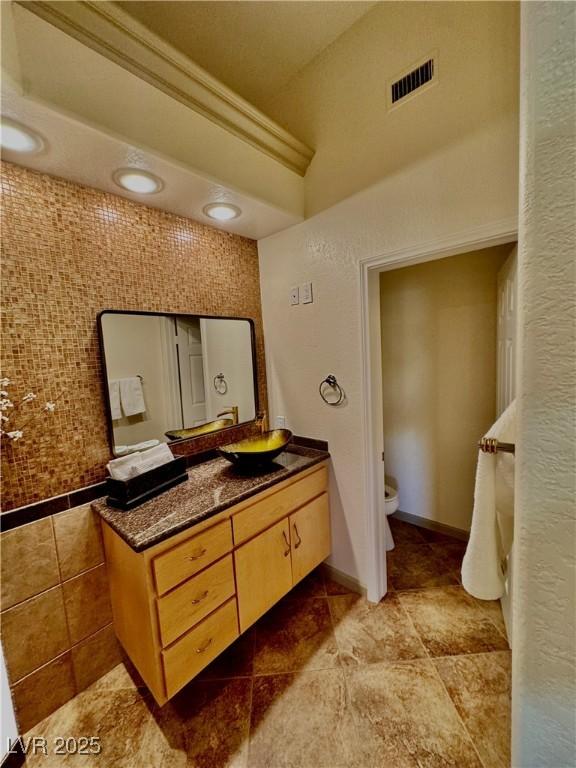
left=380, top=246, right=511, bottom=531
left=266, top=1, right=519, bottom=215
left=259, top=117, right=519, bottom=584
left=0, top=163, right=266, bottom=510
left=512, top=3, right=576, bottom=765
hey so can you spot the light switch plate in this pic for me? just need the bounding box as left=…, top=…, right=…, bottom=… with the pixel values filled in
left=301, top=282, right=313, bottom=304
left=290, top=286, right=300, bottom=305
left=275, top=416, right=286, bottom=428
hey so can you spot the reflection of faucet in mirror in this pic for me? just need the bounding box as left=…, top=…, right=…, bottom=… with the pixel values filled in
left=217, top=406, right=239, bottom=425
left=256, top=410, right=268, bottom=435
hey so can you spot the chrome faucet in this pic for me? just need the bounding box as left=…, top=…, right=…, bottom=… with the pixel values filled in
left=217, top=406, right=239, bottom=425
left=256, top=410, right=268, bottom=435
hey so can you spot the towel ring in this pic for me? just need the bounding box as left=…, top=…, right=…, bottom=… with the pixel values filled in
left=213, top=373, right=228, bottom=395
left=319, top=374, right=345, bottom=406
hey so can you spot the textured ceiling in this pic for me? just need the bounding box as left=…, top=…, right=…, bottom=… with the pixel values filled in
left=116, top=1, right=376, bottom=111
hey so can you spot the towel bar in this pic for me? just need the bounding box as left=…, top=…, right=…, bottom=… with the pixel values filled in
left=478, top=438, right=515, bottom=454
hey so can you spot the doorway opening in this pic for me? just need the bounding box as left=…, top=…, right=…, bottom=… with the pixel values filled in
left=360, top=224, right=518, bottom=605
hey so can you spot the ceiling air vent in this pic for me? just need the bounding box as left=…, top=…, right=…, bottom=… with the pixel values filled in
left=389, top=55, right=437, bottom=109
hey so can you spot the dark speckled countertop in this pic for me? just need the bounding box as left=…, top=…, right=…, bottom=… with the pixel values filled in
left=92, top=444, right=329, bottom=552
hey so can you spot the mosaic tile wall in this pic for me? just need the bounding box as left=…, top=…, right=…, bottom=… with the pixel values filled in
left=0, top=162, right=267, bottom=511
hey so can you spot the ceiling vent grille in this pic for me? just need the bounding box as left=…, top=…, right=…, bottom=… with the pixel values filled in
left=389, top=56, right=437, bottom=108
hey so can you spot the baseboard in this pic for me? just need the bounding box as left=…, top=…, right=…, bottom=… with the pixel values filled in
left=1, top=739, right=26, bottom=768
left=392, top=511, right=469, bottom=542
left=321, top=563, right=366, bottom=596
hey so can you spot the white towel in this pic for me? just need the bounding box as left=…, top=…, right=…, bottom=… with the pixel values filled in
left=115, top=439, right=160, bottom=456
left=109, top=380, right=122, bottom=421
left=129, top=443, right=174, bottom=477
left=107, top=443, right=174, bottom=481
left=107, top=452, right=142, bottom=481
left=462, top=400, right=516, bottom=600
left=119, top=377, right=146, bottom=417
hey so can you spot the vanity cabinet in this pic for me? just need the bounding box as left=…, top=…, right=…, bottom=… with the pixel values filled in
left=101, top=461, right=329, bottom=706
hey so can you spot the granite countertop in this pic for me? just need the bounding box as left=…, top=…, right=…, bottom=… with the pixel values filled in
left=92, top=444, right=330, bottom=552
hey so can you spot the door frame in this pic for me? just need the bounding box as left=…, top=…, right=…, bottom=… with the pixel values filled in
left=359, top=218, right=518, bottom=603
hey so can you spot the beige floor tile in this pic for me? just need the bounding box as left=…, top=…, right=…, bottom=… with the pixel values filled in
left=26, top=685, right=183, bottom=768
left=16, top=522, right=509, bottom=768
left=346, top=658, right=483, bottom=768
left=252, top=597, right=339, bottom=675
left=249, top=669, right=358, bottom=768
left=398, top=586, right=510, bottom=657
left=323, top=571, right=358, bottom=597
left=166, top=677, right=253, bottom=768
left=469, top=595, right=509, bottom=641
left=387, top=520, right=459, bottom=591
left=328, top=592, right=427, bottom=666
left=198, top=629, right=255, bottom=680
left=434, top=651, right=511, bottom=768
left=290, top=567, right=326, bottom=599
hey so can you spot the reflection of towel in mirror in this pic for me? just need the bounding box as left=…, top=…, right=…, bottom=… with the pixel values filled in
left=119, top=377, right=146, bottom=417
left=107, top=443, right=174, bottom=481
left=115, top=440, right=160, bottom=456
left=109, top=380, right=122, bottom=420
left=462, top=400, right=516, bottom=600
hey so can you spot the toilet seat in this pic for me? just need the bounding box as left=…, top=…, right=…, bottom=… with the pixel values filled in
left=384, top=485, right=399, bottom=515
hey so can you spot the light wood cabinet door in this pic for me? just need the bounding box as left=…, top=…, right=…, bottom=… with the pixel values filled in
left=290, top=494, right=331, bottom=585
left=235, top=518, right=293, bottom=632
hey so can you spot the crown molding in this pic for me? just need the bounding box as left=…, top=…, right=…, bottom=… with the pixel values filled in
left=18, top=0, right=314, bottom=176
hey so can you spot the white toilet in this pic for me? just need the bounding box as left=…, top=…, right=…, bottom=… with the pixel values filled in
left=383, top=483, right=399, bottom=551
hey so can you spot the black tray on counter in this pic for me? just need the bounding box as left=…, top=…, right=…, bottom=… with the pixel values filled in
left=106, top=456, right=188, bottom=510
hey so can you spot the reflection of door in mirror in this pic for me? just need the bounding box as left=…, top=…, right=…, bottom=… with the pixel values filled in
left=175, top=317, right=207, bottom=428
left=200, top=319, right=255, bottom=424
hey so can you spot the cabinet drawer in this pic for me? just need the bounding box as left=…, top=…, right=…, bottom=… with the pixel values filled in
left=162, top=598, right=238, bottom=698
left=152, top=520, right=233, bottom=596
left=232, top=466, right=328, bottom=545
left=157, top=555, right=236, bottom=647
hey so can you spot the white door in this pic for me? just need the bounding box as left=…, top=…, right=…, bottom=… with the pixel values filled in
left=176, top=317, right=207, bottom=427
left=496, top=245, right=517, bottom=647
left=497, top=247, right=518, bottom=415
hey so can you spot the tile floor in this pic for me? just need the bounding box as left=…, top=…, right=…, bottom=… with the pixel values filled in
left=23, top=518, right=511, bottom=768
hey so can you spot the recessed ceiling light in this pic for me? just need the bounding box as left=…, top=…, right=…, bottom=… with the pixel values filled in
left=113, top=168, right=163, bottom=194
left=203, top=203, right=241, bottom=221
left=0, top=118, right=44, bottom=154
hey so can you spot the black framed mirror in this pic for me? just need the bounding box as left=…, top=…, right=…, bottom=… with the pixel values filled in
left=98, top=310, right=258, bottom=456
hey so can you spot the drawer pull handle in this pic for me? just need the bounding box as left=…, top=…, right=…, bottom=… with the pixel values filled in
left=191, top=590, right=209, bottom=605
left=196, top=637, right=213, bottom=654
left=293, top=524, right=302, bottom=549
left=187, top=548, right=207, bottom=561
left=282, top=530, right=291, bottom=557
